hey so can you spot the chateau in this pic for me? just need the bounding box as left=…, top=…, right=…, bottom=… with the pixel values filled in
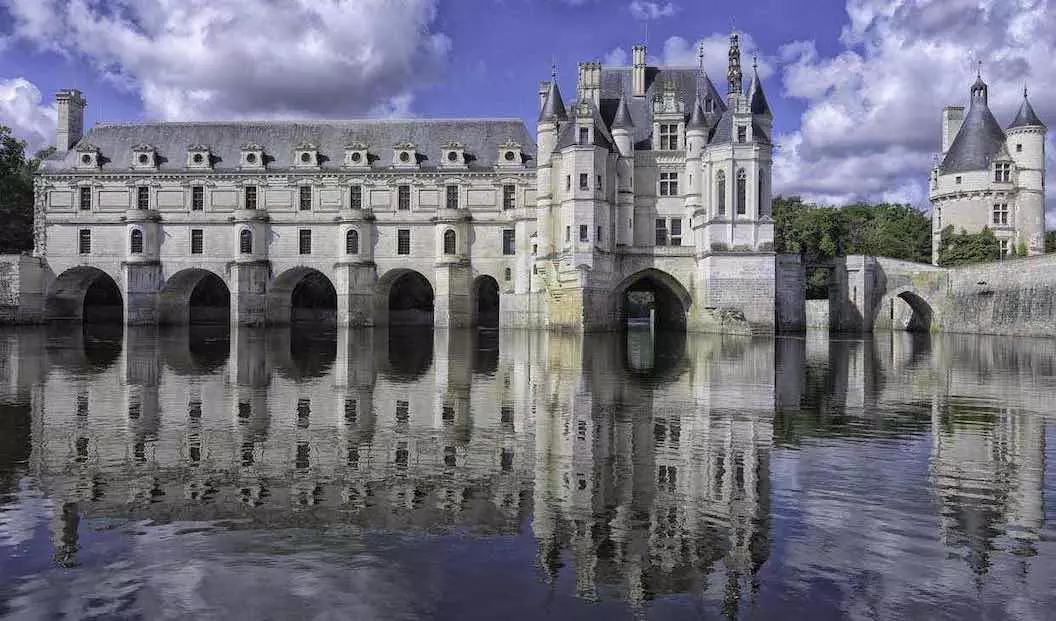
left=930, top=73, right=1048, bottom=263
left=31, top=32, right=802, bottom=333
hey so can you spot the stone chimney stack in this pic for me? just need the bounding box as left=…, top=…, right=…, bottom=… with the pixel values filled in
left=941, top=106, right=964, bottom=154
left=577, top=62, right=601, bottom=107
left=55, top=89, right=86, bottom=152
left=632, top=45, right=646, bottom=97
left=539, top=80, right=551, bottom=112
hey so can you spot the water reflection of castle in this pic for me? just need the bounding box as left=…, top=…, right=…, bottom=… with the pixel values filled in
left=2, top=327, right=1048, bottom=605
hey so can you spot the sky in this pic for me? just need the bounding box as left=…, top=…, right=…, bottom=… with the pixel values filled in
left=0, top=0, right=1054, bottom=223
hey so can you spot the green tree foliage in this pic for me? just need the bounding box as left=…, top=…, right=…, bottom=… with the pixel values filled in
left=773, top=196, right=933, bottom=298
left=1046, top=231, right=1056, bottom=254
left=0, top=127, right=51, bottom=253
left=936, top=226, right=1001, bottom=266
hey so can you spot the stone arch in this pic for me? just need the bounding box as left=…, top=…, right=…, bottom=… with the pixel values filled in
left=268, top=267, right=338, bottom=325
left=158, top=268, right=231, bottom=325
left=885, top=288, right=935, bottom=333
left=376, top=268, right=435, bottom=327
left=46, top=266, right=124, bottom=323
left=472, top=274, right=500, bottom=328
left=614, top=268, right=692, bottom=332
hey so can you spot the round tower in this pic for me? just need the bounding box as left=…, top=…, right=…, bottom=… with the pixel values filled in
left=536, top=76, right=567, bottom=257
left=1006, top=88, right=1047, bottom=254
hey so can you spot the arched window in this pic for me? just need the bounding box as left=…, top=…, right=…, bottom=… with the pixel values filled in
left=346, top=229, right=359, bottom=255
left=736, top=169, right=747, bottom=215
left=443, top=229, right=456, bottom=255
left=716, top=170, right=726, bottom=215
left=129, top=229, right=144, bottom=254
left=239, top=229, right=253, bottom=254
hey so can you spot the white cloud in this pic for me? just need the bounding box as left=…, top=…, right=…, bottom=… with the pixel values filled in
left=2, top=0, right=451, bottom=121
left=774, top=0, right=1056, bottom=220
left=603, top=46, right=629, bottom=67
left=629, top=1, right=678, bottom=20
left=0, top=77, right=57, bottom=155
left=654, top=33, right=775, bottom=80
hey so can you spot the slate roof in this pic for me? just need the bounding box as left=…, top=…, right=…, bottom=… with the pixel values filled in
left=686, top=97, right=707, bottom=131
left=747, top=68, right=772, bottom=117
left=42, top=119, right=537, bottom=173
left=707, top=110, right=772, bottom=146
left=538, top=80, right=568, bottom=122
left=611, top=94, right=634, bottom=130
left=1008, top=93, right=1045, bottom=129
left=939, top=86, right=1008, bottom=174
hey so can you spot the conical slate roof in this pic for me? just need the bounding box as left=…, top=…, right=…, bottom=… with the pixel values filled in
left=611, top=94, right=634, bottom=130
left=939, top=79, right=1007, bottom=174
left=1008, top=91, right=1045, bottom=129
left=687, top=97, right=708, bottom=130
left=746, top=65, right=772, bottom=117
left=538, top=80, right=567, bottom=122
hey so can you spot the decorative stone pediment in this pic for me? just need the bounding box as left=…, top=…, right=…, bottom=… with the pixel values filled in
left=392, top=142, right=419, bottom=169
left=652, top=81, right=685, bottom=116
left=75, top=143, right=100, bottom=169
left=240, top=143, right=266, bottom=170
left=294, top=141, right=319, bottom=168
left=186, top=144, right=212, bottom=169
left=441, top=141, right=466, bottom=169
left=130, top=143, right=157, bottom=170
left=344, top=142, right=370, bottom=168
left=497, top=140, right=524, bottom=168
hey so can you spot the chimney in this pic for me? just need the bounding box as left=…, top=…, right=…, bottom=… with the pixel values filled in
left=632, top=45, right=646, bottom=97
left=55, top=89, right=86, bottom=152
left=539, top=80, right=551, bottom=111
left=942, top=106, right=965, bottom=154
left=577, top=62, right=601, bottom=107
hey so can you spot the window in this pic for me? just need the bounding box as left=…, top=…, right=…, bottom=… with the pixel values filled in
left=443, top=229, right=457, bottom=255
left=565, top=226, right=570, bottom=243
left=503, top=184, right=516, bottom=210
left=504, top=267, right=511, bottom=281
left=597, top=225, right=602, bottom=243
left=136, top=186, right=149, bottom=210
left=737, top=125, right=747, bottom=143
left=350, top=185, right=362, bottom=209
left=79, top=187, right=91, bottom=211
left=397, top=229, right=411, bottom=255
left=955, top=176, right=962, bottom=185
left=245, top=186, right=257, bottom=210
left=346, top=229, right=359, bottom=254
left=1000, top=239, right=1010, bottom=256
left=993, top=203, right=1009, bottom=226
left=78, top=229, right=91, bottom=254
left=758, top=172, right=766, bottom=216
left=445, top=185, right=458, bottom=210
left=566, top=176, right=571, bottom=192
left=994, top=162, right=1012, bottom=182
left=344, top=398, right=358, bottom=424
left=1017, top=143, right=1023, bottom=153
left=398, top=185, right=410, bottom=210
left=299, top=185, right=312, bottom=211
left=659, top=172, right=678, bottom=196
left=579, top=127, right=589, bottom=145
left=579, top=225, right=588, bottom=242
left=670, top=219, right=682, bottom=246
left=299, top=229, right=312, bottom=254
left=655, top=218, right=668, bottom=246
left=597, top=175, right=602, bottom=192
left=502, top=229, right=516, bottom=255
left=191, top=186, right=204, bottom=211
left=736, top=169, right=747, bottom=215
left=659, top=123, right=678, bottom=150
left=239, top=229, right=253, bottom=254
left=716, top=170, right=727, bottom=215
left=579, top=173, right=588, bottom=190
left=191, top=229, right=203, bottom=254
left=705, top=97, right=714, bottom=113
left=395, top=400, right=409, bottom=423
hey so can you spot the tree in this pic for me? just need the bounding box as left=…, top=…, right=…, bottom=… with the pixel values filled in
left=936, top=226, right=1001, bottom=266
left=0, top=127, right=49, bottom=254
left=1046, top=231, right=1056, bottom=254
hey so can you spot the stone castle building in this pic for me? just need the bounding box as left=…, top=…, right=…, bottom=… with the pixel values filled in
left=930, top=72, right=1048, bottom=263
left=31, top=32, right=803, bottom=334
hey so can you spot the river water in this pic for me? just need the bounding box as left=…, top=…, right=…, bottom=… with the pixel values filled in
left=0, top=326, right=1053, bottom=620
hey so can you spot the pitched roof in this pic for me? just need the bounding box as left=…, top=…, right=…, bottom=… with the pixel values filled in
left=611, top=94, right=634, bottom=130
left=746, top=66, right=772, bottom=117
left=707, top=110, right=772, bottom=146
left=939, top=87, right=1007, bottom=174
left=538, top=80, right=568, bottom=122
left=41, top=119, right=537, bottom=173
left=555, top=100, right=616, bottom=151
left=1008, top=92, right=1045, bottom=129
left=686, top=97, right=708, bottom=131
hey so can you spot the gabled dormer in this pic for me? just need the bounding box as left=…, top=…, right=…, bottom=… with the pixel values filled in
left=240, top=143, right=266, bottom=170
left=652, top=81, right=685, bottom=151
left=131, top=143, right=157, bottom=170
left=441, top=141, right=467, bottom=169
left=186, top=144, right=212, bottom=170
left=497, top=139, right=524, bottom=168
left=392, top=141, right=419, bottom=169
left=344, top=142, right=370, bottom=169
left=294, top=141, right=319, bottom=169
left=74, top=143, right=100, bottom=170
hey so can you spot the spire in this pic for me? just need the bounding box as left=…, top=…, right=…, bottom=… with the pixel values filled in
left=939, top=71, right=1007, bottom=174
left=538, top=77, right=567, bottom=122
left=1008, top=86, right=1045, bottom=129
left=727, top=30, right=743, bottom=95
left=746, top=54, right=772, bottom=117
left=970, top=62, right=988, bottom=104
left=687, top=96, right=708, bottom=130
left=611, top=93, right=634, bottom=130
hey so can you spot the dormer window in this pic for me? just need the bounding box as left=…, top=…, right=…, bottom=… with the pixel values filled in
left=441, top=141, right=466, bottom=168
left=579, top=127, right=590, bottom=145
left=294, top=142, right=319, bottom=169
left=186, top=144, right=211, bottom=169
left=659, top=124, right=678, bottom=150
left=240, top=144, right=265, bottom=170
left=344, top=142, right=370, bottom=168
left=75, top=144, right=100, bottom=170
left=737, top=126, right=747, bottom=143
left=705, top=97, right=714, bottom=113
left=131, top=144, right=157, bottom=170
left=393, top=142, right=418, bottom=168
left=994, top=161, right=1012, bottom=183
left=497, top=140, right=523, bottom=168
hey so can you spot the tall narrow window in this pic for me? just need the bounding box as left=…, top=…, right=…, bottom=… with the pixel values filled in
left=397, top=229, right=410, bottom=255
left=136, top=186, right=149, bottom=210
left=736, top=169, right=747, bottom=215
left=502, top=184, right=516, bottom=210
left=659, top=172, right=678, bottom=196
left=994, top=162, right=1012, bottom=182
left=191, top=229, right=203, bottom=254
left=579, top=127, right=589, bottom=145
left=758, top=171, right=766, bottom=216
left=129, top=229, right=144, bottom=254
left=579, top=225, right=588, bottom=242
left=299, top=185, right=312, bottom=211
left=78, top=229, right=91, bottom=254
left=245, top=186, right=257, bottom=210
left=659, top=123, right=679, bottom=150
left=350, top=185, right=362, bottom=209
left=443, top=229, right=457, bottom=255
left=299, top=229, right=312, bottom=254
left=346, top=229, right=359, bottom=254
left=239, top=229, right=253, bottom=254
left=191, top=186, right=204, bottom=211
left=655, top=218, right=668, bottom=246
left=597, top=225, right=602, bottom=243
left=79, top=186, right=91, bottom=211
left=565, top=226, right=571, bottom=243
left=397, top=185, right=410, bottom=210
left=737, top=125, right=747, bottom=143
left=993, top=203, right=1009, bottom=226
left=669, top=219, right=682, bottom=246
left=716, top=170, right=727, bottom=215
left=566, top=176, right=571, bottom=192
left=445, top=185, right=458, bottom=210
left=579, top=173, right=589, bottom=190
left=502, top=229, right=516, bottom=255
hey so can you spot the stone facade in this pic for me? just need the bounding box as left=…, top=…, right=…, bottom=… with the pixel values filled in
left=930, top=75, right=1048, bottom=263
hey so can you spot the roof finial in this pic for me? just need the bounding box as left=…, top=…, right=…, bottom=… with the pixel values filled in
left=698, top=40, right=705, bottom=73
left=1024, top=84, right=1029, bottom=99
left=977, top=59, right=982, bottom=79
left=753, top=53, right=758, bottom=72
left=551, top=57, right=557, bottom=81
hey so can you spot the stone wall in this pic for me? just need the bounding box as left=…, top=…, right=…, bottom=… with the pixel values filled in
left=0, top=255, right=47, bottom=323
left=940, top=254, right=1056, bottom=337
left=805, top=300, right=829, bottom=330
